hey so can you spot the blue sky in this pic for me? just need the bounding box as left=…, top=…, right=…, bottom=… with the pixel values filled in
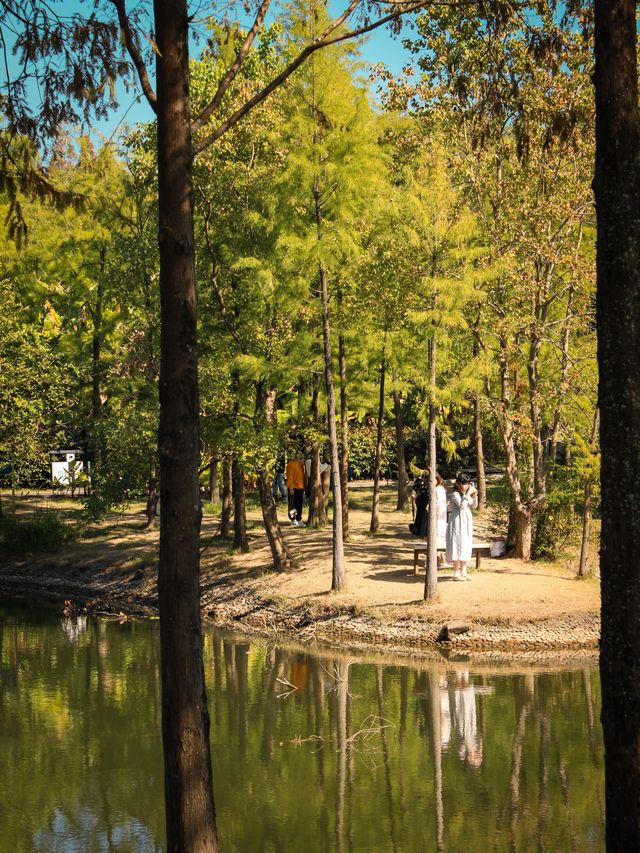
left=91, top=8, right=418, bottom=141
left=1, top=1, right=417, bottom=144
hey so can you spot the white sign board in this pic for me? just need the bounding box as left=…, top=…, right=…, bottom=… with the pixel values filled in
left=51, top=453, right=83, bottom=486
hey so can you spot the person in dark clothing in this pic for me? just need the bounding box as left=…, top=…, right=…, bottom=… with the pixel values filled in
left=272, top=452, right=287, bottom=499
left=409, top=476, right=429, bottom=537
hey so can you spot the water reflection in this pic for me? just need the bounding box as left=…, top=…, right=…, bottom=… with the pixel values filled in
left=0, top=605, right=604, bottom=852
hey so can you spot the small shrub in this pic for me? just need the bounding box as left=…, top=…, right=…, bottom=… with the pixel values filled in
left=0, top=510, right=78, bottom=554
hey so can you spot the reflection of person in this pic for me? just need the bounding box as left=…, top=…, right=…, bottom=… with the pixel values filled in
left=440, top=672, right=483, bottom=767
left=445, top=474, right=478, bottom=580
left=286, top=452, right=307, bottom=527
left=454, top=671, right=483, bottom=767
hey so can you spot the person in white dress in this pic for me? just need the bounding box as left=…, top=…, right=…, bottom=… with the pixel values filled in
left=445, top=474, right=478, bottom=580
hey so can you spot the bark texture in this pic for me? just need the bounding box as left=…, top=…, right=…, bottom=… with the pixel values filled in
left=154, top=1, right=218, bottom=849
left=369, top=351, right=386, bottom=533
left=594, top=0, right=640, bottom=848
left=393, top=389, right=409, bottom=511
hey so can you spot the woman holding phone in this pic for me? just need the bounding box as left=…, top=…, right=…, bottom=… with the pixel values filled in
left=446, top=473, right=478, bottom=580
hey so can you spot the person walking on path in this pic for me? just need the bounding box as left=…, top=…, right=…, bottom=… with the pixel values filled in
left=445, top=474, right=478, bottom=580
left=286, top=451, right=307, bottom=527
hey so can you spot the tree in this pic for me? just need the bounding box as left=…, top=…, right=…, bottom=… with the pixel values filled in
left=2, top=0, right=433, bottom=847
left=593, top=0, right=640, bottom=847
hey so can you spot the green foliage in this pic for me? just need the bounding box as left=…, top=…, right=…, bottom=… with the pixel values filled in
left=347, top=425, right=395, bottom=479
left=0, top=510, right=78, bottom=554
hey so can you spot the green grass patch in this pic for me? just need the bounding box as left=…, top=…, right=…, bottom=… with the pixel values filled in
left=0, top=510, right=80, bottom=555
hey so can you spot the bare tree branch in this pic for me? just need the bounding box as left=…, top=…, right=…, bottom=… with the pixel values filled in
left=193, top=0, right=430, bottom=154
left=108, top=0, right=157, bottom=113
left=191, top=0, right=273, bottom=133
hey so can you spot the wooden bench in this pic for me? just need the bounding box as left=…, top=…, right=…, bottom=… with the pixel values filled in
left=409, top=541, right=492, bottom=574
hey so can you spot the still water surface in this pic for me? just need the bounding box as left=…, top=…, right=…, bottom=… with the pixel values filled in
left=0, top=604, right=604, bottom=852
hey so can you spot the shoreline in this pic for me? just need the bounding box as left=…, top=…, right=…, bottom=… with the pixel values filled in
left=0, top=485, right=601, bottom=660
left=0, top=561, right=600, bottom=660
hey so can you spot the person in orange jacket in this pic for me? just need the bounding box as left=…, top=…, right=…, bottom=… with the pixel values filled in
left=286, top=451, right=307, bottom=527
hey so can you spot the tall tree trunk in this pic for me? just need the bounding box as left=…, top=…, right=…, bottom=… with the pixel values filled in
left=578, top=410, right=599, bottom=579
left=473, top=394, right=487, bottom=511
left=594, top=2, right=640, bottom=846
left=307, top=378, right=323, bottom=528
left=220, top=455, right=232, bottom=538
left=209, top=455, right=219, bottom=503
left=550, top=278, right=577, bottom=464
left=338, top=330, right=350, bottom=538
left=154, top=1, right=218, bottom=848
left=393, top=389, right=409, bottom=511
left=424, top=334, right=438, bottom=601
left=594, top=0, right=640, bottom=851
left=91, top=249, right=105, bottom=422
left=255, top=382, right=297, bottom=572
left=145, top=458, right=159, bottom=529
left=370, top=348, right=386, bottom=533
left=314, top=181, right=345, bottom=590
left=472, top=329, right=486, bottom=510
left=232, top=459, right=248, bottom=552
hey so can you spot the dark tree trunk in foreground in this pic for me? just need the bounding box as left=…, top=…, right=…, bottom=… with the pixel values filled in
left=594, top=1, right=640, bottom=848
left=370, top=350, right=386, bottom=533
left=424, top=334, right=438, bottom=601
left=154, top=1, right=218, bottom=849
left=393, top=389, right=408, bottom=511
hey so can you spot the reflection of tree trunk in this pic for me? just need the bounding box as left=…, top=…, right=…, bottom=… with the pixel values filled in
left=376, top=667, right=397, bottom=853
left=236, top=643, right=249, bottom=761
left=536, top=714, right=550, bottom=844
left=508, top=704, right=530, bottom=850
left=232, top=459, right=248, bottom=552
left=394, top=389, right=409, bottom=511
left=370, top=349, right=386, bottom=533
left=311, top=658, right=326, bottom=786
left=221, top=455, right=233, bottom=538
left=429, top=670, right=444, bottom=852
left=212, top=633, right=223, bottom=700
left=399, top=667, right=409, bottom=742
left=223, top=639, right=237, bottom=722
left=335, top=660, right=350, bottom=853
left=261, top=647, right=284, bottom=765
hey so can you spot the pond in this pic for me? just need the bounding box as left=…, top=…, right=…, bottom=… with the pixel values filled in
left=0, top=604, right=604, bottom=852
